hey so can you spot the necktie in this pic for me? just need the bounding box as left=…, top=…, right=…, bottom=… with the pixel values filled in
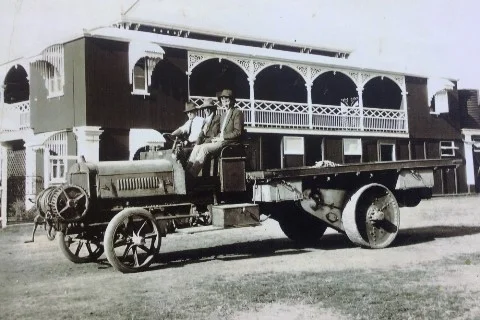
left=221, top=109, right=232, bottom=138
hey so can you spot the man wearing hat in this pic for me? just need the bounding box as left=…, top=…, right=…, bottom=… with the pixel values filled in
left=196, top=98, right=221, bottom=145
left=171, top=101, right=205, bottom=146
left=186, top=89, right=244, bottom=176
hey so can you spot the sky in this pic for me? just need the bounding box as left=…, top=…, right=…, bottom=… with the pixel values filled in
left=0, top=0, right=479, bottom=90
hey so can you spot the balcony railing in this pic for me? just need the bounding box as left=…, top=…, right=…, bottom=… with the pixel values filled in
left=190, top=97, right=407, bottom=134
left=0, top=101, right=30, bottom=132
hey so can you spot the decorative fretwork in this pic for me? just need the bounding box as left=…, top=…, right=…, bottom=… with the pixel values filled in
left=253, top=60, right=273, bottom=75
left=294, top=65, right=308, bottom=79
left=310, top=67, right=323, bottom=81
left=231, top=58, right=251, bottom=74
left=348, top=72, right=359, bottom=82
left=188, top=52, right=207, bottom=72
left=359, top=71, right=405, bottom=90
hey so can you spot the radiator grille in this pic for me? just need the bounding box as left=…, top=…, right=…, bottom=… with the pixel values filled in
left=116, top=176, right=164, bottom=191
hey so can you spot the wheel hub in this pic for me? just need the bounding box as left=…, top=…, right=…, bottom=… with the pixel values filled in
left=367, top=206, right=385, bottom=222
left=132, top=233, right=145, bottom=246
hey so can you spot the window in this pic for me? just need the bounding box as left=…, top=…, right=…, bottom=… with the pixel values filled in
left=129, top=41, right=164, bottom=96
left=47, top=67, right=63, bottom=98
left=282, top=136, right=304, bottom=168
left=343, top=138, right=362, bottom=163
left=50, top=157, right=66, bottom=181
left=133, top=58, right=148, bottom=94
left=430, top=90, right=449, bottom=114
left=378, top=142, right=396, bottom=161
left=440, top=141, right=457, bottom=157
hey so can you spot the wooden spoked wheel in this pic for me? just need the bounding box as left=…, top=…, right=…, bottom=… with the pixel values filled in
left=104, top=208, right=161, bottom=273
left=57, top=229, right=104, bottom=263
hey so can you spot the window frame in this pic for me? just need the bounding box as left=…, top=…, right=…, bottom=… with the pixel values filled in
left=132, top=58, right=150, bottom=96
left=378, top=141, right=396, bottom=162
left=440, top=141, right=457, bottom=157
left=281, top=136, right=305, bottom=168
left=343, top=138, right=362, bottom=163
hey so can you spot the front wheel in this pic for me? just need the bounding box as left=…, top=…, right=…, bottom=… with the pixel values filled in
left=277, top=202, right=328, bottom=245
left=104, top=208, right=161, bottom=273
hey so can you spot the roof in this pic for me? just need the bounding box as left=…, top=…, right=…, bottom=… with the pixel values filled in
left=1, top=0, right=479, bottom=88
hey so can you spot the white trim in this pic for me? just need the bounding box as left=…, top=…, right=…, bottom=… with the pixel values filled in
left=128, top=41, right=164, bottom=95
left=427, top=77, right=454, bottom=106
left=245, top=127, right=409, bottom=138
left=440, top=140, right=457, bottom=157
left=378, top=141, right=396, bottom=161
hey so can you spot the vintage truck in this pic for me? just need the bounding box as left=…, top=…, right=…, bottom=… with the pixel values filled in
left=33, top=141, right=461, bottom=273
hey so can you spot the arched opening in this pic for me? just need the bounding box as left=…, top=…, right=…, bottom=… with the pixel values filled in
left=4, top=65, right=29, bottom=103
left=254, top=65, right=306, bottom=102
left=311, top=71, right=357, bottom=106
left=363, top=77, right=402, bottom=110
left=151, top=59, right=188, bottom=102
left=190, top=59, right=248, bottom=98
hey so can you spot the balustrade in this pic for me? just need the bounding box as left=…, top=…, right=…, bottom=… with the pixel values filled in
left=190, top=96, right=407, bottom=134
left=0, top=101, right=30, bottom=132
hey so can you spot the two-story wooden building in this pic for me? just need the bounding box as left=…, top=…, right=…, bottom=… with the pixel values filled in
left=1, top=4, right=479, bottom=227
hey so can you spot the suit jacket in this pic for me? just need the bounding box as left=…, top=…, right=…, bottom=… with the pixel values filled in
left=220, top=108, right=244, bottom=141
left=196, top=113, right=221, bottom=144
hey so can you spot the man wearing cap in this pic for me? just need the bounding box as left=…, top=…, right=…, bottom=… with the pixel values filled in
left=186, top=89, right=244, bottom=176
left=171, top=101, right=205, bottom=146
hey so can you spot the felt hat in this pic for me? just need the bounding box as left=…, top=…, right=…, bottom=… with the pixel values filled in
left=184, top=101, right=197, bottom=113
left=217, top=89, right=236, bottom=102
left=197, top=98, right=217, bottom=110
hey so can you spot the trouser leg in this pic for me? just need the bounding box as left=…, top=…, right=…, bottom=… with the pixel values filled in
left=188, top=141, right=224, bottom=176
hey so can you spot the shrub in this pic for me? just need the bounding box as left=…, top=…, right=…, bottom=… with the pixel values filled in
left=8, top=200, right=37, bottom=222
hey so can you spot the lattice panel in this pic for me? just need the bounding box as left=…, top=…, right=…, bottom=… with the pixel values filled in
left=363, top=108, right=405, bottom=119
left=312, top=104, right=360, bottom=116
left=254, top=100, right=309, bottom=113
left=7, top=149, right=26, bottom=177
left=3, top=101, right=30, bottom=113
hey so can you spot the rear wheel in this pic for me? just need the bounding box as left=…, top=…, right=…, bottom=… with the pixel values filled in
left=278, top=202, right=328, bottom=245
left=343, top=183, right=400, bottom=249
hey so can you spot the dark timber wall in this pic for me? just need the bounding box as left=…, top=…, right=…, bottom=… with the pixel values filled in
left=405, top=76, right=461, bottom=140
left=31, top=39, right=87, bottom=133
left=84, top=38, right=188, bottom=132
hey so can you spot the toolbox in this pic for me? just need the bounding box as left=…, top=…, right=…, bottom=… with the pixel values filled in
left=212, top=203, right=260, bottom=227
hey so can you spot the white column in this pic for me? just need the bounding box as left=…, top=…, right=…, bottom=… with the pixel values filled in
left=24, top=137, right=39, bottom=210
left=463, top=133, right=475, bottom=191
left=356, top=87, right=364, bottom=131
left=73, top=126, right=103, bottom=163
left=248, top=77, right=255, bottom=127
left=306, top=81, right=313, bottom=129
left=402, top=90, right=409, bottom=132
left=1, top=144, right=10, bottom=228
left=186, top=71, right=191, bottom=99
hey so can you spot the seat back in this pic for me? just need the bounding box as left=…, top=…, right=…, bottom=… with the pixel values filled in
left=219, top=144, right=247, bottom=192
